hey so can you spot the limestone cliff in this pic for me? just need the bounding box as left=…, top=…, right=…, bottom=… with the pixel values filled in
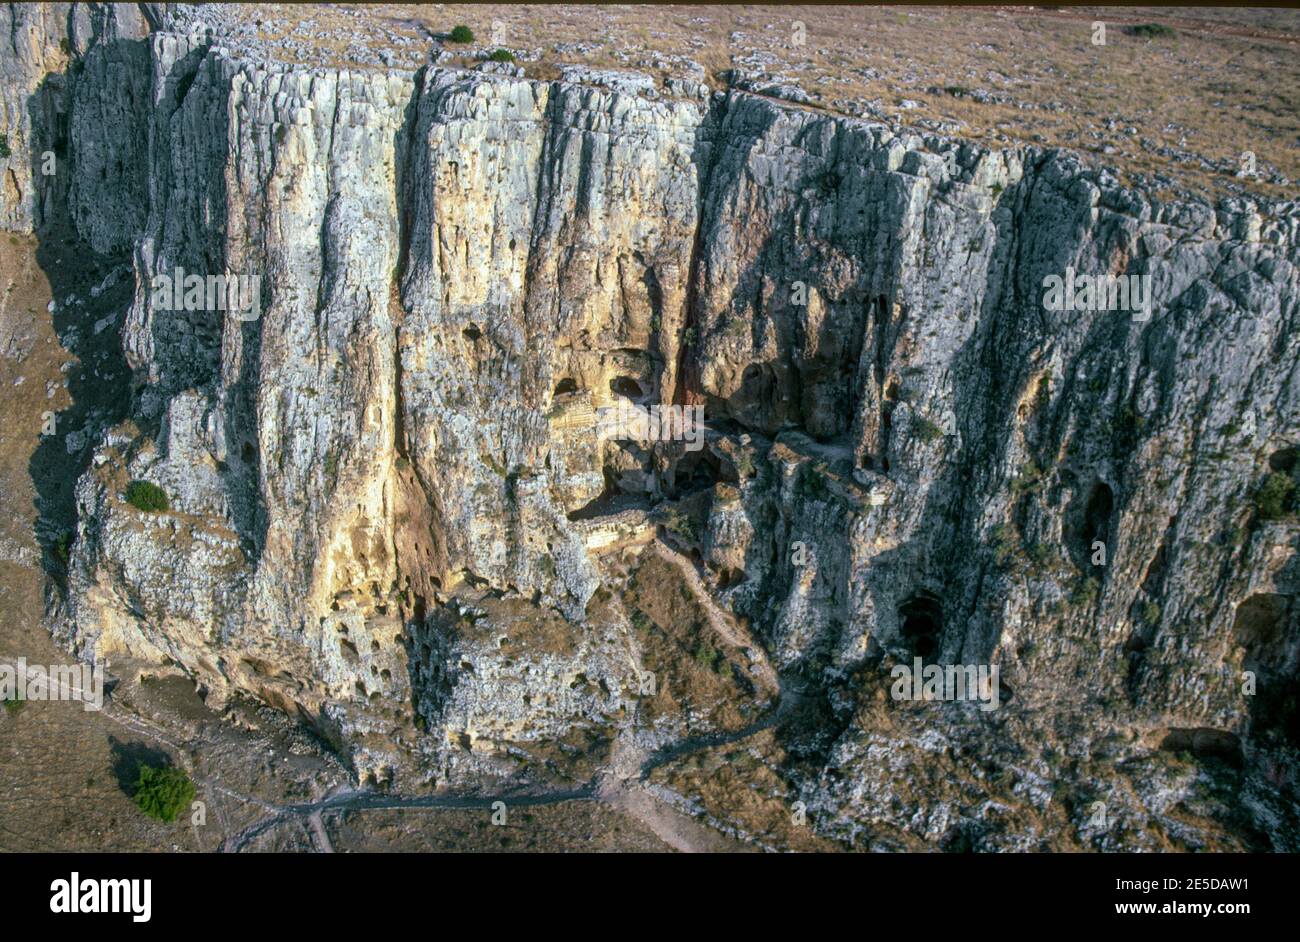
left=4, top=6, right=1298, bottom=849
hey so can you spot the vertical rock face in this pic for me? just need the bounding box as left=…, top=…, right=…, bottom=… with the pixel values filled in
left=7, top=17, right=1300, bottom=846
left=0, top=3, right=155, bottom=233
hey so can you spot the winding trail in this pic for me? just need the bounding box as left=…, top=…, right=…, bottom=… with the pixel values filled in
left=99, top=688, right=790, bottom=853
left=646, top=541, right=780, bottom=697
left=216, top=783, right=599, bottom=853
left=91, top=535, right=814, bottom=853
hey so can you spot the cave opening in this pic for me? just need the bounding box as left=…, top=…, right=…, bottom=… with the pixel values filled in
left=685, top=461, right=717, bottom=493
left=1065, top=479, right=1115, bottom=574
left=610, top=376, right=644, bottom=400
left=665, top=448, right=733, bottom=500
left=717, top=567, right=746, bottom=589
left=898, top=592, right=943, bottom=662
left=554, top=376, right=578, bottom=396
left=1083, top=482, right=1113, bottom=559
left=1159, top=728, right=1244, bottom=768
left=1268, top=446, right=1298, bottom=473
left=1235, top=593, right=1288, bottom=651
left=1233, top=592, right=1300, bottom=749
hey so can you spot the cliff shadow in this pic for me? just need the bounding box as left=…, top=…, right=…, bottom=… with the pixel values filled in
left=108, top=735, right=173, bottom=797
left=25, top=67, right=135, bottom=580
left=711, top=155, right=1061, bottom=765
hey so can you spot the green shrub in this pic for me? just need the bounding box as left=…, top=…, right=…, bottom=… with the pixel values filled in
left=124, top=480, right=169, bottom=513
left=448, top=25, right=474, bottom=43
left=0, top=135, right=9, bottom=159
left=630, top=608, right=654, bottom=634
left=3, top=697, right=24, bottom=716
left=665, top=509, right=697, bottom=542
left=693, top=641, right=720, bottom=672
left=796, top=465, right=832, bottom=501
left=488, top=48, right=515, bottom=63
left=1140, top=601, right=1161, bottom=626
left=992, top=523, right=1019, bottom=565
left=480, top=452, right=508, bottom=479
left=1126, top=23, right=1176, bottom=39
left=1026, top=541, right=1051, bottom=566
left=1223, top=524, right=1246, bottom=549
left=53, top=532, right=71, bottom=566
left=913, top=417, right=944, bottom=443
left=1071, top=576, right=1100, bottom=607
left=1011, top=460, right=1044, bottom=495
left=1034, top=375, right=1051, bottom=411
left=1255, top=472, right=1296, bottom=521
left=133, top=764, right=195, bottom=823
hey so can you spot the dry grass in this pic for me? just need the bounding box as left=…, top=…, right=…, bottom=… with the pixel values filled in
left=623, top=549, right=773, bottom=732
left=213, top=4, right=1300, bottom=201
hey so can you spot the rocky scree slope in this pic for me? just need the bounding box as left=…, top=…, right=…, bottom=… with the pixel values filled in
left=3, top=4, right=1299, bottom=850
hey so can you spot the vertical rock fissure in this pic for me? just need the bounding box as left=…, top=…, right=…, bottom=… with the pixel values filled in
left=674, top=91, right=730, bottom=408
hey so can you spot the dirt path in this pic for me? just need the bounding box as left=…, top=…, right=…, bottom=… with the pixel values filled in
left=306, top=811, right=334, bottom=853
left=217, top=782, right=601, bottom=853
left=86, top=642, right=783, bottom=853
left=646, top=541, right=780, bottom=697
left=596, top=776, right=743, bottom=853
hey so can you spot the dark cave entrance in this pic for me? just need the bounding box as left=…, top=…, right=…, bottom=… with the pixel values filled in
left=717, top=567, right=746, bottom=589
left=610, top=375, right=644, bottom=400
left=554, top=376, right=578, bottom=396
left=1067, top=480, right=1114, bottom=573
left=1159, top=728, right=1244, bottom=768
left=1269, top=446, right=1298, bottom=474
left=899, top=592, right=943, bottom=662
left=682, top=459, right=718, bottom=494
left=1233, top=592, right=1300, bottom=749
left=667, top=447, right=734, bottom=500
left=1083, top=482, right=1113, bottom=561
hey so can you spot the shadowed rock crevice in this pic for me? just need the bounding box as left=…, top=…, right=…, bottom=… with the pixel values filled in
left=898, top=591, right=944, bottom=662
left=23, top=32, right=138, bottom=580
left=1234, top=591, right=1300, bottom=749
